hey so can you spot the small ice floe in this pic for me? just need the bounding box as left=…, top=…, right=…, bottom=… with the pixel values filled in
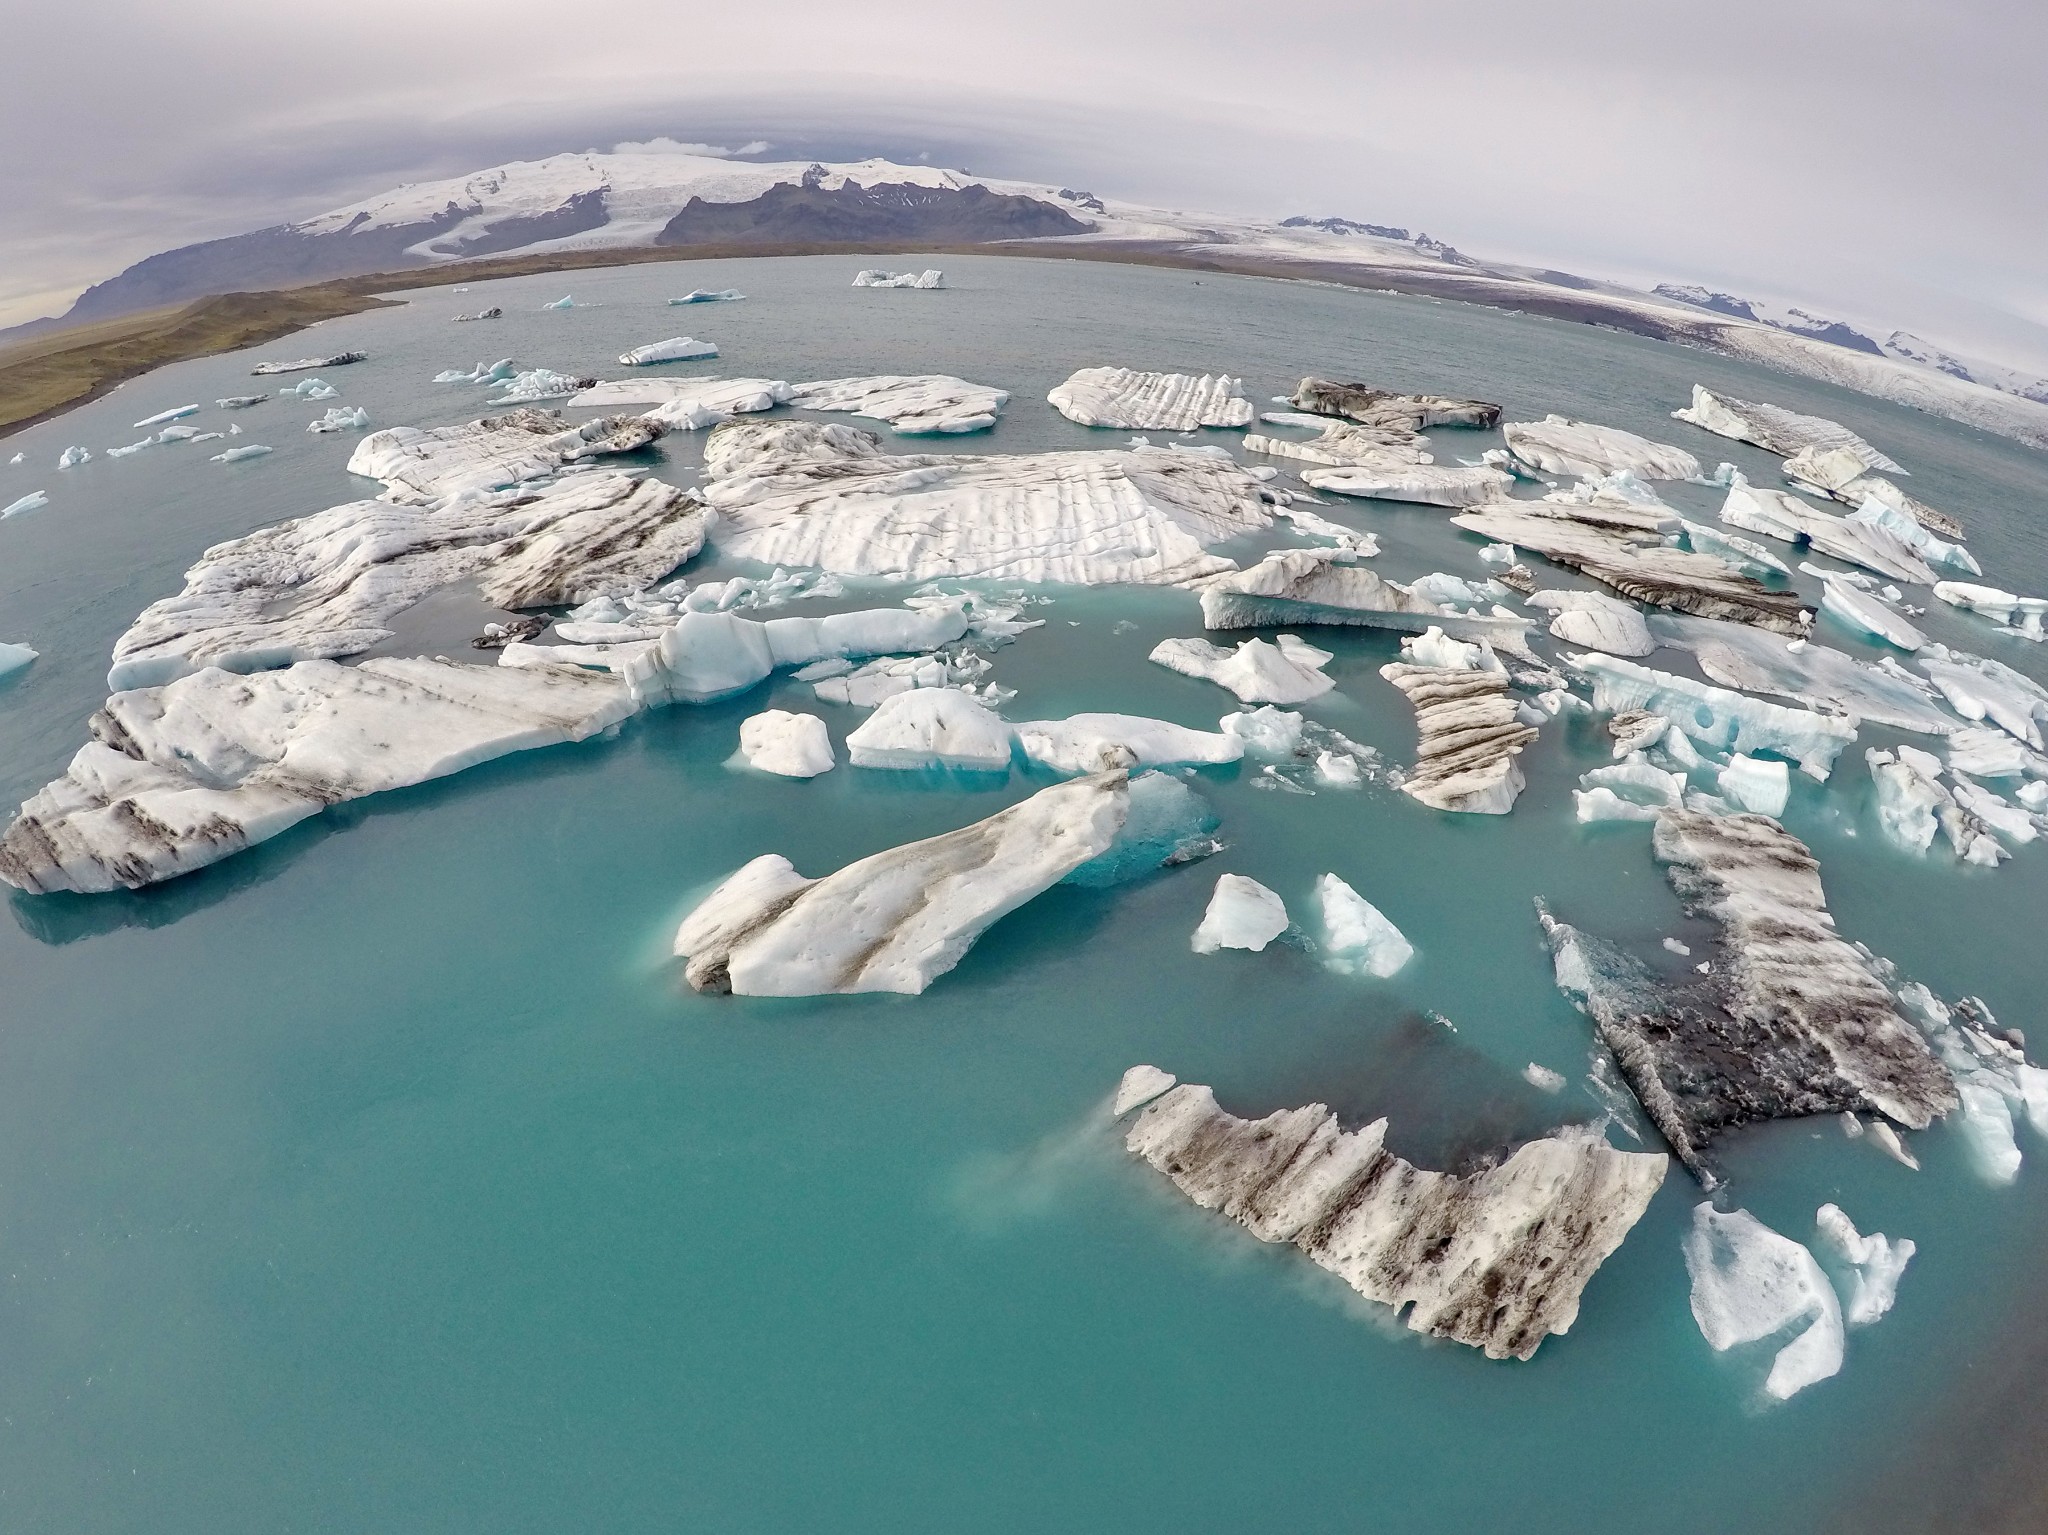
left=1813, top=1204, right=1914, bottom=1326
left=850, top=269, right=943, bottom=289
left=106, top=439, right=153, bottom=458
left=1572, top=653, right=1856, bottom=781
left=215, top=394, right=268, bottom=409
left=1113, top=1065, right=1178, bottom=1116
left=1918, top=645, right=2048, bottom=748
left=1118, top=1074, right=1666, bottom=1358
left=210, top=445, right=272, bottom=463
left=306, top=406, right=370, bottom=434
left=1197, top=548, right=1527, bottom=648
left=1680, top=518, right=1790, bottom=579
left=733, top=710, right=835, bottom=778
left=1716, top=754, right=1790, bottom=817
left=542, top=295, right=579, bottom=309
left=671, top=289, right=744, bottom=304
left=436, top=359, right=517, bottom=385
left=1573, top=759, right=1685, bottom=824
left=672, top=773, right=1128, bottom=995
left=1191, top=873, right=1289, bottom=953
left=1522, top=1063, right=1566, bottom=1093
left=0, top=640, right=37, bottom=680
left=1682, top=1204, right=1843, bottom=1400
left=1302, top=461, right=1513, bottom=507
left=1048, top=367, right=1252, bottom=431
left=1528, top=589, right=1654, bottom=657
left=132, top=404, right=199, bottom=429
left=1893, top=984, right=2048, bottom=1184
left=1819, top=575, right=1927, bottom=650
left=1217, top=706, right=1375, bottom=795
left=1850, top=496, right=1978, bottom=576
left=488, top=368, right=593, bottom=404
left=2, top=491, right=50, bottom=519
left=1314, top=873, right=1412, bottom=977
left=7, top=451, right=22, bottom=464
left=1933, top=582, right=2047, bottom=642
left=619, top=336, right=719, bottom=366
left=1503, top=415, right=1701, bottom=481
left=788, top=375, right=1008, bottom=435
left=251, top=351, right=364, bottom=376
left=276, top=377, right=339, bottom=400
left=845, top=689, right=1015, bottom=771
left=57, top=446, right=90, bottom=468
left=453, top=307, right=502, bottom=322
left=1150, top=635, right=1333, bottom=704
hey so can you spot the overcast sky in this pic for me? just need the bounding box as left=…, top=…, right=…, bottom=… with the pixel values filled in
left=4, top=0, right=2044, bottom=366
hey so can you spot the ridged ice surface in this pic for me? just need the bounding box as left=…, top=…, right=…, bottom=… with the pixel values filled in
left=1782, top=446, right=1964, bottom=539
left=1647, top=614, right=1962, bottom=734
left=1378, top=658, right=1536, bottom=814
left=1121, top=1079, right=1667, bottom=1359
left=1288, top=378, right=1502, bottom=430
left=1196, top=548, right=1528, bottom=644
left=786, top=375, right=1010, bottom=434
left=1573, top=653, right=1858, bottom=778
left=566, top=376, right=792, bottom=423
left=1719, top=478, right=1935, bottom=585
left=1242, top=420, right=1432, bottom=467
left=1671, top=386, right=1904, bottom=472
left=1453, top=505, right=1811, bottom=634
left=1504, top=416, right=1702, bottom=480
left=696, top=419, right=1273, bottom=585
left=346, top=410, right=661, bottom=503
left=0, top=659, right=636, bottom=894
left=1301, top=462, right=1513, bottom=507
left=107, top=475, right=707, bottom=689
left=1540, top=812, right=1958, bottom=1181
left=1047, top=368, right=1253, bottom=430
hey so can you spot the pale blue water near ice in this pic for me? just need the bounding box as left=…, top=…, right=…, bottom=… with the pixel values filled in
left=3, top=255, right=2048, bottom=1533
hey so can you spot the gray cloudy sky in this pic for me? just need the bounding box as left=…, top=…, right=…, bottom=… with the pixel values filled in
left=4, top=0, right=2044, bottom=366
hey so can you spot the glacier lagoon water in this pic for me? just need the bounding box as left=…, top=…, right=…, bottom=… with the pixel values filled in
left=3, top=255, right=2048, bottom=1532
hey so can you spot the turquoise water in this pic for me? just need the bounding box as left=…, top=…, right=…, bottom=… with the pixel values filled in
left=3, top=255, right=2048, bottom=1532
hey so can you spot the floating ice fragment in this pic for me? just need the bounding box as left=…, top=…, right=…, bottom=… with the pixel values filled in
left=1302, top=461, right=1512, bottom=507
left=1819, top=577, right=1926, bottom=650
left=1671, top=387, right=1902, bottom=471
left=1682, top=1204, right=1844, bottom=1400
left=0, top=641, right=37, bottom=677
left=251, top=351, right=364, bottom=376
left=1573, top=653, right=1856, bottom=780
left=1813, top=1205, right=1913, bottom=1326
left=619, top=336, right=719, bottom=366
left=542, top=295, right=578, bottom=309
left=276, top=377, right=339, bottom=400
left=2, top=491, right=49, bottom=519
left=1314, top=873, right=1412, bottom=977
left=1113, top=1065, right=1178, bottom=1116
left=306, top=405, right=370, bottom=434
left=1504, top=415, right=1701, bottom=480
left=215, top=395, right=268, bottom=409
left=845, top=688, right=1015, bottom=771
left=850, top=269, right=943, bottom=289
left=1528, top=589, right=1655, bottom=657
left=734, top=710, right=835, bottom=778
left=1933, top=582, right=2047, bottom=641
left=1150, top=636, right=1333, bottom=704
left=789, top=375, right=1007, bottom=435
left=1717, top=754, right=1790, bottom=817
left=671, top=289, right=744, bottom=304
left=132, top=404, right=199, bottom=429
left=1523, top=1063, right=1566, bottom=1093
left=1015, top=713, right=1242, bottom=775
left=209, top=445, right=271, bottom=463
left=57, top=447, right=89, bottom=469
left=1192, top=874, right=1290, bottom=954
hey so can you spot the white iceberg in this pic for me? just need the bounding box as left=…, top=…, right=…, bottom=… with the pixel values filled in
left=1300, top=462, right=1512, bottom=507
left=1191, top=873, right=1290, bottom=953
left=788, top=375, right=1008, bottom=435
left=1504, top=415, right=1701, bottom=480
left=2, top=491, right=49, bottom=519
left=1782, top=445, right=1962, bottom=540
left=1819, top=577, right=1926, bottom=650
left=1314, top=873, right=1412, bottom=977
left=619, top=336, right=719, bottom=366
left=347, top=409, right=657, bottom=504
left=734, top=710, right=835, bottom=778
left=851, top=269, right=944, bottom=289
left=132, top=404, right=200, bottom=430
left=1527, top=589, right=1655, bottom=657
left=1015, top=713, right=1243, bottom=775
left=277, top=378, right=339, bottom=400
left=1682, top=1204, right=1844, bottom=1400
left=306, top=406, right=370, bottom=434
left=57, top=447, right=90, bottom=469
left=1113, top=1065, right=1178, bottom=1116
left=1048, top=367, right=1253, bottom=431
left=1848, top=496, right=1979, bottom=576
left=1150, top=636, right=1334, bottom=704
left=1196, top=548, right=1527, bottom=646
left=673, top=771, right=1127, bottom=995
left=210, top=445, right=272, bottom=463
left=1573, top=653, right=1857, bottom=779
left=1646, top=614, right=1960, bottom=735
left=0, top=641, right=37, bottom=678
left=1895, top=984, right=2048, bottom=1183
left=436, top=359, right=517, bottom=385
left=845, top=688, right=1016, bottom=771
left=1717, top=754, right=1790, bottom=816
left=1064, top=771, right=1221, bottom=888
left=1919, top=648, right=2048, bottom=747
left=1719, top=477, right=1935, bottom=585
left=570, top=375, right=791, bottom=426
left=1813, top=1204, right=1914, bottom=1327
left=542, top=295, right=578, bottom=309
left=1670, top=387, right=1902, bottom=471
left=697, top=420, right=1274, bottom=586
left=1680, top=519, right=1791, bottom=578
left=0, top=659, right=638, bottom=894
left=1933, top=582, right=2047, bottom=641
left=624, top=603, right=972, bottom=707
left=487, top=368, right=591, bottom=404
left=1244, top=419, right=1433, bottom=468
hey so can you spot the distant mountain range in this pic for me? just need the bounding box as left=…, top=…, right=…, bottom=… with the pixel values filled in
left=9, top=149, right=2048, bottom=449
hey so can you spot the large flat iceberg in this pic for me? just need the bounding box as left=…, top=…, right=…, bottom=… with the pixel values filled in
left=348, top=409, right=664, bottom=503
left=1288, top=378, right=1502, bottom=430
left=1504, top=416, right=1702, bottom=480
left=788, top=375, right=1008, bottom=435
left=1671, top=386, right=1902, bottom=472
left=1047, top=368, right=1253, bottom=430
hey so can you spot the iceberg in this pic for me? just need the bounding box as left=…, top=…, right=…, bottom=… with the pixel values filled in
left=1451, top=506, right=1811, bottom=635
left=276, top=378, right=339, bottom=400
left=1679, top=518, right=1791, bottom=579
left=1527, top=589, right=1655, bottom=657
left=1379, top=647, right=1537, bottom=814
left=107, top=474, right=708, bottom=690
left=57, top=447, right=90, bottom=469
left=1287, top=378, right=1502, bottom=430
left=1015, top=713, right=1242, bottom=774
left=1814, top=1204, right=1914, bottom=1326
left=1314, top=873, right=1412, bottom=976
left=1047, top=368, right=1253, bottom=431
left=306, top=406, right=370, bottom=434
left=1063, top=771, right=1221, bottom=888
left=215, top=395, right=268, bottom=409
left=1716, top=754, right=1790, bottom=816
left=1894, top=984, right=2048, bottom=1183
left=347, top=409, right=660, bottom=503
left=435, top=359, right=517, bottom=385
left=623, top=603, right=972, bottom=707
left=1572, top=653, right=1857, bottom=779
left=1682, top=1204, right=1844, bottom=1400
left=1244, top=419, right=1432, bottom=467
left=1919, top=648, right=2048, bottom=747
left=1150, top=636, right=1333, bottom=704
left=845, top=688, right=1016, bottom=771
left=671, top=289, right=744, bottom=304
left=2, top=491, right=50, bottom=519
left=788, top=375, right=1008, bottom=435
left=1540, top=814, right=1956, bottom=1181
left=1120, top=1077, right=1666, bottom=1359
left=0, top=641, right=37, bottom=678
left=1866, top=748, right=2002, bottom=864
left=697, top=420, right=1275, bottom=586
left=851, top=269, right=944, bottom=289
left=1933, top=581, right=2047, bottom=641
left=734, top=710, right=835, bottom=778
left=0, top=659, right=637, bottom=894
left=1113, top=1065, right=1178, bottom=1116
left=1646, top=614, right=1960, bottom=735
left=1849, top=497, right=1979, bottom=576
left=1944, top=726, right=2040, bottom=779
left=619, top=336, right=719, bottom=366
left=1196, top=548, right=1528, bottom=645
left=251, top=352, right=364, bottom=376
left=1818, top=579, right=1925, bottom=651
left=1504, top=416, right=1702, bottom=480
left=132, top=404, right=200, bottom=430
left=487, top=368, right=594, bottom=404
left=542, top=295, right=578, bottom=309
left=1782, top=445, right=1962, bottom=540
left=453, top=307, right=502, bottom=321
left=1190, top=874, right=1290, bottom=953
left=106, top=439, right=155, bottom=459
left=569, top=375, right=791, bottom=424
left=209, top=445, right=271, bottom=463
left=1300, top=462, right=1513, bottom=507
left=1670, top=386, right=1903, bottom=472
left=672, top=771, right=1127, bottom=995
left=1719, top=477, right=1935, bottom=585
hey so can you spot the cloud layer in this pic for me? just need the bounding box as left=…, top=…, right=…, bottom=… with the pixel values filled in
left=2, top=0, right=2042, bottom=364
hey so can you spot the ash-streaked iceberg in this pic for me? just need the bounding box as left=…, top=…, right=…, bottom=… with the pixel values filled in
left=672, top=770, right=1127, bottom=995
left=0, top=659, right=638, bottom=895
left=1379, top=637, right=1537, bottom=814
left=1119, top=1077, right=1667, bottom=1359
left=787, top=375, right=1009, bottom=435
left=1047, top=368, right=1253, bottom=431
left=621, top=603, right=972, bottom=707
left=251, top=351, right=365, bottom=376
left=1782, top=445, right=1963, bottom=539
left=306, top=406, right=370, bottom=434
left=1195, top=548, right=1528, bottom=645
left=1645, top=614, right=1960, bottom=735
left=1243, top=419, right=1432, bottom=468
left=347, top=409, right=661, bottom=503
left=1288, top=378, right=1502, bottom=430
left=697, top=420, right=1274, bottom=586
left=1671, top=386, right=1903, bottom=472
left=1504, top=416, right=1702, bottom=480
